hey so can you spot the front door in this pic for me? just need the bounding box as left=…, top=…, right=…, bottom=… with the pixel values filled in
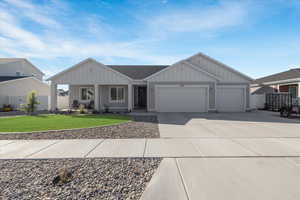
left=138, top=86, right=147, bottom=108
left=134, top=86, right=147, bottom=109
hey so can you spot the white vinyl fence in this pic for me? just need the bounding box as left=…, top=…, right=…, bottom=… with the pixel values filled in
left=0, top=95, right=49, bottom=110
left=57, top=96, right=69, bottom=109
left=250, top=94, right=266, bottom=109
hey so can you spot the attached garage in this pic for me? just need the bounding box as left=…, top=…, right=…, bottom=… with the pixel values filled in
left=217, top=86, right=246, bottom=112
left=155, top=85, right=208, bottom=112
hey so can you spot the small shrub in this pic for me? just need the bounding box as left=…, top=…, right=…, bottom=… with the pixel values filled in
left=52, top=168, right=73, bottom=185
left=2, top=104, right=13, bottom=112
left=79, top=104, right=85, bottom=114
left=21, top=91, right=39, bottom=115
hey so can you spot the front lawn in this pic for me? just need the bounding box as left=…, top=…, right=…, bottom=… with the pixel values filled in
left=0, top=114, right=131, bottom=132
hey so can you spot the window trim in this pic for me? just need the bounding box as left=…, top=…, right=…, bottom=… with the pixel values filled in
left=109, top=86, right=125, bottom=103
left=79, top=87, right=94, bottom=101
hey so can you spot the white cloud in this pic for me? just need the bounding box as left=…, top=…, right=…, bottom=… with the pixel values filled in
left=0, top=0, right=184, bottom=65
left=4, top=0, right=61, bottom=28
left=0, top=0, right=255, bottom=66
left=146, top=1, right=249, bottom=35
left=0, top=11, right=46, bottom=50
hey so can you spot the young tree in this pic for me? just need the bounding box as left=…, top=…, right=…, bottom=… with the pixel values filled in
left=22, top=91, right=40, bottom=115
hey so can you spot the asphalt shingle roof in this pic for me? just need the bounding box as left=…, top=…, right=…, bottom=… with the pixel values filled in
left=253, top=68, right=300, bottom=85
left=107, top=65, right=169, bottom=79
left=0, top=76, right=28, bottom=83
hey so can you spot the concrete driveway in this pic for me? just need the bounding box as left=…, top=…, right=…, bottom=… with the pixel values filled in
left=158, top=111, right=300, bottom=138
left=141, top=111, right=300, bottom=200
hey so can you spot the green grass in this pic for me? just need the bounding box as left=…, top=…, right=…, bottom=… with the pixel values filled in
left=0, top=114, right=131, bottom=132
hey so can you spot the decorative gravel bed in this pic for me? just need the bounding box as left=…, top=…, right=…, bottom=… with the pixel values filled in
left=0, top=115, right=159, bottom=140
left=0, top=158, right=161, bottom=200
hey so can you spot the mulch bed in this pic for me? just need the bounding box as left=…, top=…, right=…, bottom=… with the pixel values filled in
left=0, top=158, right=161, bottom=200
left=0, top=115, right=160, bottom=140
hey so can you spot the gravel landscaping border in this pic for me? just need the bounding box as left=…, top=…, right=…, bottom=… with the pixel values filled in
left=0, top=115, right=159, bottom=140
left=0, top=158, right=162, bottom=200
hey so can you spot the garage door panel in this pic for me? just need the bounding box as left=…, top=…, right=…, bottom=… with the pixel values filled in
left=156, top=86, right=208, bottom=112
left=217, top=87, right=245, bottom=112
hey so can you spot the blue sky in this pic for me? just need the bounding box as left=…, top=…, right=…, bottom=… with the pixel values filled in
left=0, top=0, right=300, bottom=80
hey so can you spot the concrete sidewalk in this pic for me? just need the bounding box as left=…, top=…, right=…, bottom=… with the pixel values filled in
left=2, top=137, right=300, bottom=159
left=141, top=157, right=300, bottom=200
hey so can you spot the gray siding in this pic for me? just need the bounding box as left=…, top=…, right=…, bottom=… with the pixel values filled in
left=69, top=85, right=94, bottom=106
left=100, top=85, right=128, bottom=109
left=148, top=81, right=216, bottom=111
left=69, top=84, right=128, bottom=110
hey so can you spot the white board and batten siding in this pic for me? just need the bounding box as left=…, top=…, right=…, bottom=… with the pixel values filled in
left=51, top=60, right=130, bottom=85
left=146, top=62, right=216, bottom=82
left=186, top=53, right=251, bottom=83
left=155, top=85, right=209, bottom=112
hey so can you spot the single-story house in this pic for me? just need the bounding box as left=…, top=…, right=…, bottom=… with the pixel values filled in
left=0, top=58, right=50, bottom=110
left=251, top=68, right=300, bottom=99
left=48, top=52, right=252, bottom=112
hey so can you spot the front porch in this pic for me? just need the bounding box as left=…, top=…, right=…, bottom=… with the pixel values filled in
left=50, top=83, right=148, bottom=112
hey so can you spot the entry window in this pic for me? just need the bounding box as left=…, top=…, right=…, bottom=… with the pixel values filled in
left=80, top=87, right=94, bottom=101
left=110, top=87, right=125, bottom=103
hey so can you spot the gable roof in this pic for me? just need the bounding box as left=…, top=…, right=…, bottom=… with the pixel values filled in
left=107, top=65, right=168, bottom=79
left=0, top=76, right=29, bottom=83
left=47, top=58, right=133, bottom=81
left=0, top=58, right=45, bottom=75
left=144, top=52, right=253, bottom=82
left=48, top=52, right=253, bottom=82
left=253, top=68, right=300, bottom=85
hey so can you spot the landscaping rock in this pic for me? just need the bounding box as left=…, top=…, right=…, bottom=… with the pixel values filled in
left=0, top=158, right=161, bottom=200
left=0, top=115, right=159, bottom=140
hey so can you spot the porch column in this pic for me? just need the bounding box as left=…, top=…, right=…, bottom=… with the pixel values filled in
left=50, top=82, right=57, bottom=111
left=94, top=84, right=100, bottom=111
left=128, top=84, right=132, bottom=112
left=298, top=83, right=300, bottom=99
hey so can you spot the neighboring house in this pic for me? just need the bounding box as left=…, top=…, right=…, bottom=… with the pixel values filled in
left=0, top=58, right=50, bottom=110
left=48, top=52, right=252, bottom=113
left=251, top=68, right=300, bottom=99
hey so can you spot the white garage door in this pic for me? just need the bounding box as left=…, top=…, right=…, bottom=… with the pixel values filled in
left=155, top=85, right=208, bottom=112
left=217, top=86, right=245, bottom=112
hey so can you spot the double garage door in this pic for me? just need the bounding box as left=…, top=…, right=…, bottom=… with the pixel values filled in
left=155, top=85, right=246, bottom=112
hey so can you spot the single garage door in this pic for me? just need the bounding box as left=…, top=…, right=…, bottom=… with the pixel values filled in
left=155, top=85, right=208, bottom=112
left=217, top=86, right=245, bottom=112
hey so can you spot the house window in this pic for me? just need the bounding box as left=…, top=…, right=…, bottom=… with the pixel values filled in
left=109, top=87, right=125, bottom=103
left=80, top=87, right=94, bottom=101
